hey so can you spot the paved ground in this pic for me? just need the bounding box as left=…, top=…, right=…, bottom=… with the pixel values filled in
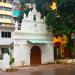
left=0, top=64, right=75, bottom=75
left=16, top=64, right=67, bottom=72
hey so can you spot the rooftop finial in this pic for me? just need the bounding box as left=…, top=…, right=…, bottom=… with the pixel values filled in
left=32, top=3, right=36, bottom=10
left=24, top=13, right=26, bottom=19
left=15, top=21, right=18, bottom=31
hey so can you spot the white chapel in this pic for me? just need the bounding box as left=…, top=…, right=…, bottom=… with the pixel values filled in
left=13, top=4, right=54, bottom=66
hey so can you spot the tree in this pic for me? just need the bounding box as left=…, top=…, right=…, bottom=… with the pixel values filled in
left=37, top=0, right=54, bottom=18
left=45, top=0, right=75, bottom=58
left=17, top=0, right=52, bottom=23
left=17, top=0, right=32, bottom=23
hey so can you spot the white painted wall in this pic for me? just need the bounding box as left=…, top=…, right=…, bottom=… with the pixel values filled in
left=0, top=27, right=14, bottom=39
left=21, top=21, right=47, bottom=34
left=21, top=4, right=47, bottom=34
left=14, top=32, right=51, bottom=41
left=14, top=39, right=54, bottom=66
left=41, top=44, right=54, bottom=64
left=27, top=43, right=54, bottom=65
left=0, top=27, right=15, bottom=63
left=14, top=39, right=27, bottom=66
left=13, top=4, right=54, bottom=66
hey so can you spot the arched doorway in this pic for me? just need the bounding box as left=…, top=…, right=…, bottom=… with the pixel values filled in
left=30, top=46, right=41, bottom=65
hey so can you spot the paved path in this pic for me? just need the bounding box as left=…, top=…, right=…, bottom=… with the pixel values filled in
left=0, top=64, right=75, bottom=75
left=16, top=64, right=75, bottom=72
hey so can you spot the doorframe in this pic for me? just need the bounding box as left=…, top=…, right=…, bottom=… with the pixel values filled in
left=30, top=45, right=41, bottom=65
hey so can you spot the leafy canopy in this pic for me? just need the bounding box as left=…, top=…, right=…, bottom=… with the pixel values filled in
left=45, top=0, right=75, bottom=36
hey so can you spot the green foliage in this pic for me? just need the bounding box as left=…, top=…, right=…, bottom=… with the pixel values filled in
left=41, top=1, right=50, bottom=18
left=17, top=0, right=33, bottom=23
left=35, top=0, right=45, bottom=12
left=4, top=48, right=10, bottom=54
left=45, top=0, right=75, bottom=51
left=46, top=10, right=69, bottom=36
left=46, top=0, right=75, bottom=34
left=9, top=55, right=15, bottom=65
left=58, top=0, right=75, bottom=30
left=58, top=0, right=75, bottom=16
left=17, top=11, right=24, bottom=23
left=31, top=0, right=35, bottom=4
left=18, top=0, right=50, bottom=22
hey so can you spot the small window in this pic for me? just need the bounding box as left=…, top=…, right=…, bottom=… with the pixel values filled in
left=1, top=48, right=9, bottom=54
left=33, top=14, right=36, bottom=21
left=8, top=32, right=11, bottom=37
left=0, top=48, right=9, bottom=59
left=3, top=7, right=11, bottom=11
left=2, top=32, right=4, bottom=37
left=1, top=32, right=11, bottom=38
left=3, top=15, right=12, bottom=19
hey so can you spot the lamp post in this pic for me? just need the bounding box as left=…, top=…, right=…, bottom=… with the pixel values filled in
left=54, top=42, right=61, bottom=59
left=71, top=32, right=75, bottom=58
left=71, top=32, right=74, bottom=40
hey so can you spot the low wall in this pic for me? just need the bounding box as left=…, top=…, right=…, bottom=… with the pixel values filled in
left=0, top=60, right=3, bottom=70
left=0, top=54, right=10, bottom=71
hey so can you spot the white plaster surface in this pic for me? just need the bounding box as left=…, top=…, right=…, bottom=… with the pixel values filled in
left=13, top=4, right=54, bottom=66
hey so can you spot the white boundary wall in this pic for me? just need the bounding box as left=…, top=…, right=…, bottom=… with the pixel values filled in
left=0, top=54, right=10, bottom=71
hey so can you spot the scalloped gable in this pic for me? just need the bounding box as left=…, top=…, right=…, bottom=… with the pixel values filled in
left=22, top=4, right=45, bottom=22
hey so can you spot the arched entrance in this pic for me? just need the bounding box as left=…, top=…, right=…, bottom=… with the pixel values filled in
left=30, top=46, right=41, bottom=65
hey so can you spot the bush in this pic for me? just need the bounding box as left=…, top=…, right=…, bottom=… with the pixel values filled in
left=9, top=56, right=15, bottom=65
